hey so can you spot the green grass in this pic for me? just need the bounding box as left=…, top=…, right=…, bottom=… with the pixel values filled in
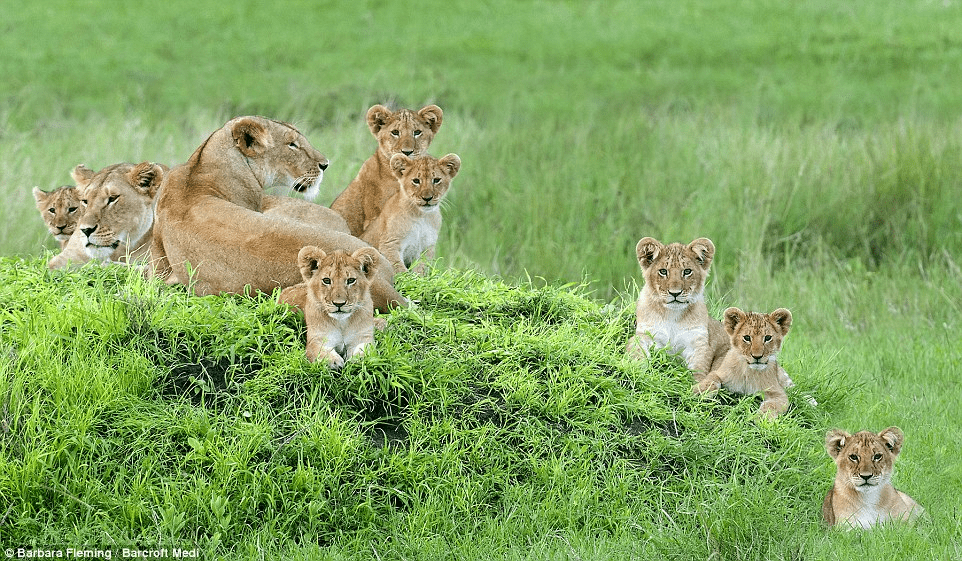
left=2, top=0, right=961, bottom=558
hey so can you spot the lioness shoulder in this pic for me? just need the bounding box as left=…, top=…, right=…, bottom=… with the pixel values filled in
left=33, top=184, right=82, bottom=250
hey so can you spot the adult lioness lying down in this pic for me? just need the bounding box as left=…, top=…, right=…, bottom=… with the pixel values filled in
left=148, top=116, right=406, bottom=311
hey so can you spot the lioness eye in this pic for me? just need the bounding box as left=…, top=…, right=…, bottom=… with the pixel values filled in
left=658, top=268, right=668, bottom=277
left=433, top=177, right=441, bottom=184
left=873, top=453, right=882, bottom=462
left=346, top=278, right=356, bottom=285
left=764, top=335, right=772, bottom=342
left=683, top=268, right=692, bottom=277
left=848, top=454, right=859, bottom=462
left=742, top=335, right=751, bottom=343
left=322, top=278, right=332, bottom=285
left=68, top=207, right=78, bottom=213
left=48, top=207, right=56, bottom=214
left=414, top=129, right=422, bottom=137
left=412, top=178, right=420, bottom=185
left=288, top=142, right=298, bottom=149
left=108, top=195, right=119, bottom=204
left=391, top=129, right=400, bottom=137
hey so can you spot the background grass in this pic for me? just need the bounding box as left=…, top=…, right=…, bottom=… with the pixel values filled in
left=1, top=0, right=961, bottom=559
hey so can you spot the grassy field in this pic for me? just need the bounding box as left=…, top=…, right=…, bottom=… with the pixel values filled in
left=1, top=0, right=961, bottom=559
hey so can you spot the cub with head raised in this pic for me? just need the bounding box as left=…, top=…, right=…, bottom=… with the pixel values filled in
left=693, top=307, right=796, bottom=417
left=360, top=153, right=461, bottom=275
left=33, top=184, right=83, bottom=250
left=822, top=427, right=923, bottom=529
left=626, top=237, right=729, bottom=381
left=330, top=104, right=443, bottom=236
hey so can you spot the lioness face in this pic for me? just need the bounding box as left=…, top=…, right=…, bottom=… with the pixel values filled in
left=368, top=104, right=443, bottom=163
left=390, top=153, right=462, bottom=211
left=825, top=427, right=902, bottom=492
left=74, top=162, right=164, bottom=261
left=33, top=185, right=82, bottom=242
left=299, top=246, right=379, bottom=320
left=723, top=307, right=792, bottom=370
left=230, top=117, right=330, bottom=201
left=636, top=237, right=714, bottom=310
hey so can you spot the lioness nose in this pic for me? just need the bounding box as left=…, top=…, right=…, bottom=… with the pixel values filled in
left=81, top=226, right=96, bottom=237
left=318, top=161, right=328, bottom=171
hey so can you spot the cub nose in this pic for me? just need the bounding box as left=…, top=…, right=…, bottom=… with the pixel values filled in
left=332, top=300, right=346, bottom=309
left=860, top=474, right=873, bottom=482
left=81, top=226, right=96, bottom=237
left=401, top=149, right=414, bottom=156
left=668, top=290, right=682, bottom=297
left=422, top=195, right=434, bottom=203
left=752, top=354, right=763, bottom=361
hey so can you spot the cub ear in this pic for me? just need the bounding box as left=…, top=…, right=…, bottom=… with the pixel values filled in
left=825, top=429, right=850, bottom=459
left=635, top=237, right=664, bottom=270
left=366, top=104, right=393, bottom=135
left=723, top=307, right=747, bottom=335
left=439, top=153, right=461, bottom=178
left=32, top=187, right=47, bottom=203
left=126, top=162, right=166, bottom=198
left=352, top=247, right=380, bottom=279
left=297, top=245, right=327, bottom=282
left=231, top=117, right=274, bottom=158
left=878, top=426, right=904, bottom=456
left=418, top=104, right=443, bottom=133
left=688, top=237, right=715, bottom=269
left=769, top=308, right=793, bottom=336
left=390, top=153, right=414, bottom=180
left=71, top=164, right=96, bottom=188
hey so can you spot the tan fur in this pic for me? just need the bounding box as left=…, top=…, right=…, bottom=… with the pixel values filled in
left=48, top=162, right=165, bottom=270
left=626, top=237, right=728, bottom=380
left=360, top=153, right=461, bottom=275
left=330, top=104, right=443, bottom=236
left=822, top=427, right=923, bottom=529
left=33, top=185, right=82, bottom=250
left=693, top=307, right=795, bottom=417
left=292, top=246, right=379, bottom=368
left=148, top=116, right=406, bottom=312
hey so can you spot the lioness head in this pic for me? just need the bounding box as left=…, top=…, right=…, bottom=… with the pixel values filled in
left=33, top=185, right=82, bottom=243
left=390, top=153, right=461, bottom=210
left=73, top=162, right=164, bottom=261
left=367, top=104, right=443, bottom=164
left=825, top=427, right=903, bottom=492
left=636, top=237, right=715, bottom=310
left=228, top=116, right=330, bottom=201
left=722, top=307, right=792, bottom=370
left=298, top=246, right=380, bottom=319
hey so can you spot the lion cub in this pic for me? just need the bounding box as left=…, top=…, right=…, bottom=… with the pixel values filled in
left=360, top=153, right=461, bottom=275
left=822, top=427, right=924, bottom=529
left=626, top=237, right=729, bottom=381
left=693, top=307, right=795, bottom=418
left=33, top=185, right=82, bottom=250
left=296, top=245, right=380, bottom=368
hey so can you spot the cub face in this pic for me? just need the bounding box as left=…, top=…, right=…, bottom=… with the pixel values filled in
left=825, top=427, right=903, bottom=492
left=636, top=237, right=715, bottom=311
left=298, top=246, right=380, bottom=319
left=367, top=104, right=443, bottom=163
left=389, top=153, right=461, bottom=210
left=723, top=307, right=792, bottom=370
left=33, top=185, right=82, bottom=243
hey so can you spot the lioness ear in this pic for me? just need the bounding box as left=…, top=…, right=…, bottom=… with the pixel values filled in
left=418, top=104, right=443, bottom=133
left=390, top=153, right=414, bottom=180
left=352, top=247, right=380, bottom=279
left=878, top=426, right=904, bottom=456
left=439, top=154, right=461, bottom=178
left=723, top=307, right=747, bottom=335
left=126, top=162, right=165, bottom=198
left=71, top=164, right=96, bottom=188
left=769, top=308, right=793, bottom=336
left=688, top=237, right=715, bottom=269
left=231, top=117, right=274, bottom=158
left=297, top=245, right=327, bottom=282
left=635, top=237, right=663, bottom=270
left=825, top=429, right=850, bottom=459
left=366, top=104, right=393, bottom=135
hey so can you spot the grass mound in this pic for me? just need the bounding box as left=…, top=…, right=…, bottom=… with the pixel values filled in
left=0, top=257, right=833, bottom=558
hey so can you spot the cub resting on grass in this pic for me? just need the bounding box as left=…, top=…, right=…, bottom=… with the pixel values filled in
left=48, top=162, right=165, bottom=270
left=33, top=184, right=82, bottom=250
left=360, top=152, right=461, bottom=274
left=330, top=104, right=443, bottom=236
left=148, top=115, right=406, bottom=312
left=822, top=427, right=924, bottom=529
left=693, top=307, right=796, bottom=418
left=626, top=237, right=729, bottom=381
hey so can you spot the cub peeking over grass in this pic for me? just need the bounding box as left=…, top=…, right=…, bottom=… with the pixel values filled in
left=294, top=245, right=381, bottom=368
left=33, top=184, right=82, bottom=250
left=360, top=152, right=461, bottom=275
left=626, top=236, right=729, bottom=381
left=693, top=307, right=796, bottom=418
left=822, top=427, right=924, bottom=529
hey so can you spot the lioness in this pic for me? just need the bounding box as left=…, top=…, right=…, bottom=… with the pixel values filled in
left=626, top=237, right=728, bottom=381
left=822, top=427, right=924, bottom=529
left=148, top=116, right=406, bottom=312
left=33, top=184, right=82, bottom=250
left=48, top=162, right=165, bottom=270
left=693, top=307, right=795, bottom=418
left=330, top=104, right=443, bottom=236
left=360, top=152, right=461, bottom=274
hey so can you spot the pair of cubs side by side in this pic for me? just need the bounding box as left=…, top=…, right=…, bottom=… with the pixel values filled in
left=626, top=236, right=799, bottom=418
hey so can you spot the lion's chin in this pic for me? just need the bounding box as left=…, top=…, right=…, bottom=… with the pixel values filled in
left=293, top=173, right=322, bottom=202
left=84, top=245, right=117, bottom=262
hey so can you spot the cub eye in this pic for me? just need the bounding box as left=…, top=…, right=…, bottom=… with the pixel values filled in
left=48, top=207, right=56, bottom=214
left=433, top=177, right=441, bottom=184
left=763, top=335, right=772, bottom=342
left=848, top=454, right=859, bottom=462
left=346, top=278, right=356, bottom=286
left=413, top=129, right=422, bottom=137
left=288, top=142, right=298, bottom=150
left=683, top=268, right=692, bottom=277
left=391, top=129, right=400, bottom=137
left=873, top=453, right=882, bottom=462
left=68, top=207, right=78, bottom=214
left=412, top=178, right=420, bottom=185
left=107, top=195, right=119, bottom=204
left=658, top=268, right=668, bottom=277
left=742, top=335, right=751, bottom=343
left=322, top=278, right=332, bottom=285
